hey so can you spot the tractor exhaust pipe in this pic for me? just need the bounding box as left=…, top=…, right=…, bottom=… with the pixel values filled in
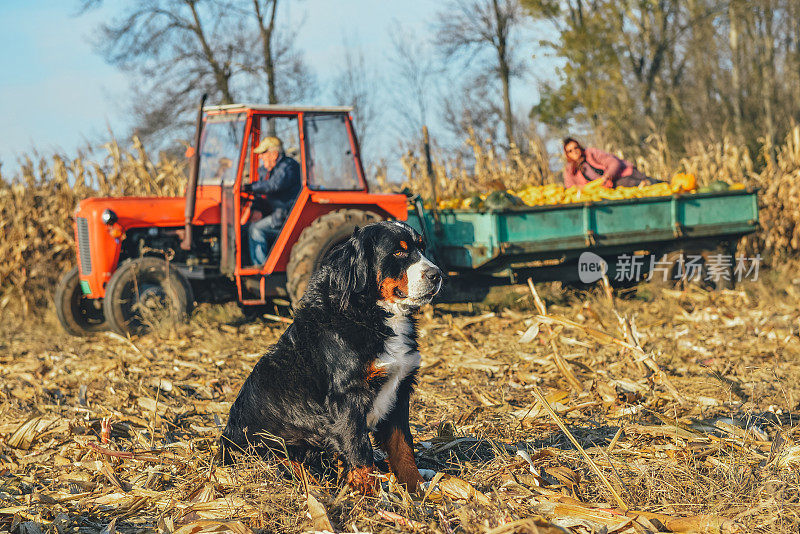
left=181, top=93, right=208, bottom=251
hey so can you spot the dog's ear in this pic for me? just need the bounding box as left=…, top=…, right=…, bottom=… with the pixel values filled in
left=327, top=227, right=371, bottom=309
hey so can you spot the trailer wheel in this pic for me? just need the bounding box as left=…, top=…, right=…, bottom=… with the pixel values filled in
left=645, top=250, right=685, bottom=288
left=707, top=241, right=737, bottom=290
left=103, top=257, right=194, bottom=335
left=647, top=249, right=711, bottom=289
left=55, top=266, right=107, bottom=336
left=286, top=209, right=382, bottom=306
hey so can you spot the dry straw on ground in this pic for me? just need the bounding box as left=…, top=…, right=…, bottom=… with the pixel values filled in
left=1, top=130, right=800, bottom=532
left=1, top=272, right=799, bottom=533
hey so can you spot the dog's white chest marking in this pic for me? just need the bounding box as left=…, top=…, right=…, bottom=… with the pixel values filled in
left=366, top=313, right=420, bottom=429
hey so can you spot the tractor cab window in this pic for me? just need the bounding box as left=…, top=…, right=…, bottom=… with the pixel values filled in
left=257, top=115, right=300, bottom=156
left=253, top=115, right=301, bottom=179
left=303, top=113, right=361, bottom=190
left=199, top=113, right=246, bottom=186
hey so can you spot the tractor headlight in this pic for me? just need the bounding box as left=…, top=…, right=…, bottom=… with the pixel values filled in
left=101, top=209, right=118, bottom=225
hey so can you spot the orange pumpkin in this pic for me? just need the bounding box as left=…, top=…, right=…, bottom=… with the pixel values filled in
left=671, top=172, right=697, bottom=192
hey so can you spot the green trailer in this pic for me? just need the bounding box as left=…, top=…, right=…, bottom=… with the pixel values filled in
left=406, top=188, right=759, bottom=287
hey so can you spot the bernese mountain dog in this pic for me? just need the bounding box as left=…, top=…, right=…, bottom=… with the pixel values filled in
left=220, top=221, right=442, bottom=494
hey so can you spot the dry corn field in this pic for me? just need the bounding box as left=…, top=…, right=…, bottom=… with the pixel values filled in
left=1, top=134, right=800, bottom=532
left=1, top=275, right=800, bottom=533
left=2, top=128, right=800, bottom=311
left=0, top=137, right=187, bottom=317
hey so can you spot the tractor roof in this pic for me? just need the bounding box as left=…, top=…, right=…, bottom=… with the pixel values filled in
left=204, top=103, right=353, bottom=113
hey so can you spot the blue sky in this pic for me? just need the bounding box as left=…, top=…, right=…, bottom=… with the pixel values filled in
left=0, top=1, right=129, bottom=170
left=0, top=0, right=545, bottom=175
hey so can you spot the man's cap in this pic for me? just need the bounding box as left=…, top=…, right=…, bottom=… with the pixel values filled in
left=254, top=136, right=283, bottom=154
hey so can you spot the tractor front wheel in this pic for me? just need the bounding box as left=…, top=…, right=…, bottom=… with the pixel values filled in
left=103, top=257, right=194, bottom=335
left=286, top=209, right=382, bottom=306
left=55, top=266, right=107, bottom=336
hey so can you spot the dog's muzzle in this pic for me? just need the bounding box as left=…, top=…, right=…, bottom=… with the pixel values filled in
left=420, top=265, right=443, bottom=300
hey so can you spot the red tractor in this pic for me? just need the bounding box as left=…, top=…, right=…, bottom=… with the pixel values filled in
left=56, top=103, right=408, bottom=335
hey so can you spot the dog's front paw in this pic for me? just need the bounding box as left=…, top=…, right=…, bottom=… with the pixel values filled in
left=347, top=465, right=378, bottom=495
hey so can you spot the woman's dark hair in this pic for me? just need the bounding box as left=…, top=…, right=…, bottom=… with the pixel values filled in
left=562, top=137, right=582, bottom=150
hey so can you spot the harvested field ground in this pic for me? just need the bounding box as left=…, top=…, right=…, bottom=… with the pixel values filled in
left=1, top=274, right=799, bottom=533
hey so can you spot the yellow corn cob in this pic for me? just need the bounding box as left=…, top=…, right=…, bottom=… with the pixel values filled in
left=441, top=177, right=717, bottom=210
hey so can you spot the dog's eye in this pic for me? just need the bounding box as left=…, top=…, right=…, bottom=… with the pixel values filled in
left=393, top=250, right=408, bottom=257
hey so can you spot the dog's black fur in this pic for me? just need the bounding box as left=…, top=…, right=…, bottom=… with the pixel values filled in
left=220, top=221, right=442, bottom=493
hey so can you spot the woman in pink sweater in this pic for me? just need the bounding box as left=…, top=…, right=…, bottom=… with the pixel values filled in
left=562, top=137, right=658, bottom=188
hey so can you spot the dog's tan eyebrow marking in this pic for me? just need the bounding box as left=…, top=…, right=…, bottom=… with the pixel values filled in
left=399, top=240, right=408, bottom=250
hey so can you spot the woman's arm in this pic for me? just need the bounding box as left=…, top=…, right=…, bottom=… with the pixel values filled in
left=586, top=148, right=624, bottom=186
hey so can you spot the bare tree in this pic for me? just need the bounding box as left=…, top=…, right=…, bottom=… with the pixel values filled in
left=81, top=0, right=314, bottom=142
left=252, top=0, right=279, bottom=104
left=248, top=0, right=316, bottom=104
left=728, top=0, right=744, bottom=141
left=386, top=27, right=439, bottom=144
left=433, top=0, right=527, bottom=147
left=332, top=43, right=380, bottom=154
left=441, top=74, right=503, bottom=144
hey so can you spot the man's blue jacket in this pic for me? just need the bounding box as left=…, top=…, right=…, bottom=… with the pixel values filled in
left=251, top=154, right=301, bottom=213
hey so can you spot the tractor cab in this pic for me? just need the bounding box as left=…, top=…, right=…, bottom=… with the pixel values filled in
left=198, top=107, right=360, bottom=266
left=57, top=104, right=408, bottom=336
left=194, top=105, right=404, bottom=303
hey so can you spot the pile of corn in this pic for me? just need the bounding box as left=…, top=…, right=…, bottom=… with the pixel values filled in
left=517, top=179, right=672, bottom=205
left=436, top=175, right=746, bottom=210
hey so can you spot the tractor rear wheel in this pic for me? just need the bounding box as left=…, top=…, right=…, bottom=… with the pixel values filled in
left=103, top=257, right=194, bottom=335
left=55, top=266, right=107, bottom=336
left=286, top=209, right=382, bottom=305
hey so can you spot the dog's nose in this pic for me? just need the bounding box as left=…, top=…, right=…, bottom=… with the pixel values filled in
left=424, top=267, right=442, bottom=285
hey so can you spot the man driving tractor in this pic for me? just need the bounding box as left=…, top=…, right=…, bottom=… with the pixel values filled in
left=242, top=136, right=301, bottom=265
